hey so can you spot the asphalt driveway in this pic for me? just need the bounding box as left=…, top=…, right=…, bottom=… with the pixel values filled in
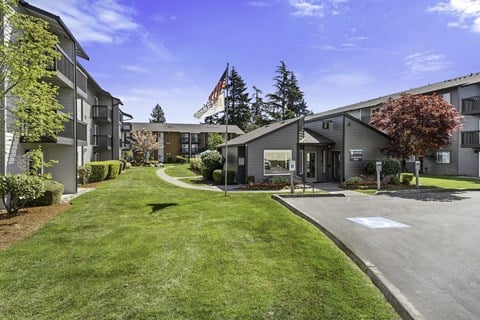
left=279, top=190, right=480, bottom=320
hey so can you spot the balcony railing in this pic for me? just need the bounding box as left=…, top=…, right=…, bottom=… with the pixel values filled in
left=77, top=121, right=87, bottom=142
left=461, top=131, right=480, bottom=148
left=47, top=46, right=74, bottom=83
left=58, top=118, right=74, bottom=139
left=76, top=67, right=87, bottom=94
left=462, top=97, right=480, bottom=115
left=93, top=134, right=112, bottom=150
left=92, top=105, right=112, bottom=122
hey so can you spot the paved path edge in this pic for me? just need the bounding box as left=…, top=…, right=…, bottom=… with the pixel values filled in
left=272, top=194, right=423, bottom=320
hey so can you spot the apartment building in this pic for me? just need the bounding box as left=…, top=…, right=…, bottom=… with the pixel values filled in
left=130, top=123, right=244, bottom=162
left=3, top=1, right=130, bottom=194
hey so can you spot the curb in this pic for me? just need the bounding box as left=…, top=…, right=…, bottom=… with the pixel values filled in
left=272, top=194, right=423, bottom=320
left=275, top=193, right=346, bottom=198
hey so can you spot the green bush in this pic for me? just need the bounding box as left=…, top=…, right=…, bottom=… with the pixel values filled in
left=176, top=155, right=187, bottom=164
left=125, top=162, right=132, bottom=169
left=390, top=176, right=401, bottom=185
left=86, top=162, right=109, bottom=182
left=212, top=170, right=236, bottom=184
left=402, top=173, right=414, bottom=185
left=201, top=151, right=223, bottom=180
left=106, top=160, right=122, bottom=180
left=343, top=176, right=362, bottom=189
left=189, top=158, right=202, bottom=172
left=247, top=176, right=255, bottom=185
left=212, top=169, right=223, bottom=183
left=78, top=166, right=92, bottom=185
left=0, top=174, right=45, bottom=215
left=364, top=159, right=400, bottom=178
left=29, top=180, right=64, bottom=206
left=270, top=176, right=289, bottom=184
left=119, top=159, right=127, bottom=172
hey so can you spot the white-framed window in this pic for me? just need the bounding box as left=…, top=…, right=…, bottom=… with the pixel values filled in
left=436, top=151, right=451, bottom=164
left=264, top=149, right=292, bottom=176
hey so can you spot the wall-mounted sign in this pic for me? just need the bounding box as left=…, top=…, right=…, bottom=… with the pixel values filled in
left=349, top=149, right=363, bottom=161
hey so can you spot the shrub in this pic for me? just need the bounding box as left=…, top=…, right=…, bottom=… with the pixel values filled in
left=86, top=162, right=109, bottom=182
left=133, top=152, right=145, bottom=165
left=29, top=180, right=64, bottom=206
left=201, top=151, right=223, bottom=180
left=78, top=166, right=92, bottom=185
left=106, top=160, right=122, bottom=180
left=119, top=159, right=127, bottom=172
left=343, top=176, right=362, bottom=189
left=189, top=158, right=202, bottom=172
left=247, top=176, right=255, bottom=185
left=390, top=176, right=401, bottom=185
left=176, top=155, right=187, bottom=164
left=212, top=169, right=223, bottom=183
left=125, top=162, right=132, bottom=169
left=402, top=173, right=414, bottom=185
left=270, top=176, right=289, bottom=184
left=0, top=174, right=45, bottom=215
left=364, top=159, right=401, bottom=178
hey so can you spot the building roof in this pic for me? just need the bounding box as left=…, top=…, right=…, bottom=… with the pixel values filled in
left=20, top=0, right=89, bottom=60
left=299, top=128, right=335, bottom=145
left=306, top=71, right=480, bottom=122
left=130, top=122, right=245, bottom=135
left=219, top=117, right=301, bottom=147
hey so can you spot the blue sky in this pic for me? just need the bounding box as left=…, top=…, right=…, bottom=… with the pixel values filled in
left=29, top=0, right=480, bottom=123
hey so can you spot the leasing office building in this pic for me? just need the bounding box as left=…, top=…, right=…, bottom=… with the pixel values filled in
left=222, top=72, right=480, bottom=184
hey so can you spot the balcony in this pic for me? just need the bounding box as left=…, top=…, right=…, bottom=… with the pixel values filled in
left=122, top=122, right=132, bottom=132
left=47, top=46, right=74, bottom=87
left=461, top=131, right=480, bottom=148
left=21, top=117, right=74, bottom=144
left=92, top=105, right=112, bottom=123
left=77, top=121, right=87, bottom=142
left=462, top=97, right=480, bottom=115
left=93, top=135, right=112, bottom=150
left=76, top=67, right=88, bottom=97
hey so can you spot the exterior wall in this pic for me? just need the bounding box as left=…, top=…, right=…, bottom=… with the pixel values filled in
left=246, top=122, right=299, bottom=182
left=164, top=132, right=181, bottom=162
left=343, top=116, right=389, bottom=180
left=305, top=115, right=344, bottom=151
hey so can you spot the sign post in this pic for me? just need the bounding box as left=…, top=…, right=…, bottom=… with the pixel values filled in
left=415, top=160, right=421, bottom=189
left=376, top=161, right=382, bottom=191
left=289, top=160, right=296, bottom=194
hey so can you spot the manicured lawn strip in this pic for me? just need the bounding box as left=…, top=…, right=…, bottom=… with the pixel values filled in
left=164, top=163, right=199, bottom=177
left=0, top=167, right=398, bottom=319
left=418, top=174, right=480, bottom=189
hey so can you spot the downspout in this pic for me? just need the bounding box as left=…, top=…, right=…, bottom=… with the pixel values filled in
left=72, top=43, right=78, bottom=194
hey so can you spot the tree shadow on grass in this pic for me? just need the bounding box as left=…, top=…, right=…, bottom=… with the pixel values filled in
left=380, top=190, right=470, bottom=202
left=148, top=203, right=178, bottom=214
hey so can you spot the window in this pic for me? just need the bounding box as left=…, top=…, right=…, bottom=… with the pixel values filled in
left=191, top=144, right=199, bottom=154
left=264, top=150, right=292, bottom=176
left=322, top=122, right=330, bottom=129
left=436, top=151, right=451, bottom=164
left=181, top=144, right=189, bottom=153
left=181, top=133, right=189, bottom=143
left=370, top=107, right=380, bottom=114
left=191, top=133, right=199, bottom=143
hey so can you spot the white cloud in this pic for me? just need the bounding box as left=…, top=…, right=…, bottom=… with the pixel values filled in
left=427, top=0, right=480, bottom=32
left=404, top=52, right=450, bottom=74
left=289, top=0, right=324, bottom=17
left=248, top=1, right=271, bottom=7
left=121, top=65, right=149, bottom=73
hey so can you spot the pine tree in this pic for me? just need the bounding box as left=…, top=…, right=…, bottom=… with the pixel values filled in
left=247, top=86, right=269, bottom=131
left=227, top=67, right=251, bottom=131
left=267, top=61, right=311, bottom=121
left=149, top=103, right=166, bottom=123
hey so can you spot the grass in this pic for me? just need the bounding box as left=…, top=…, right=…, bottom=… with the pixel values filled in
left=0, top=167, right=399, bottom=319
left=418, top=174, right=480, bottom=189
left=164, top=163, right=199, bottom=177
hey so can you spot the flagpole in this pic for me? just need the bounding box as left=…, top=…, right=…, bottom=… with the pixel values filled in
left=224, top=62, right=229, bottom=197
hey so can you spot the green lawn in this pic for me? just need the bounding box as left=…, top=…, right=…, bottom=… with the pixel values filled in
left=0, top=167, right=399, bottom=319
left=418, top=174, right=480, bottom=189
left=164, top=163, right=199, bottom=177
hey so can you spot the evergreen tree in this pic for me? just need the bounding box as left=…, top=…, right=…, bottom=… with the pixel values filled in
left=149, top=103, right=166, bottom=123
left=247, top=85, right=269, bottom=131
left=267, top=61, right=311, bottom=121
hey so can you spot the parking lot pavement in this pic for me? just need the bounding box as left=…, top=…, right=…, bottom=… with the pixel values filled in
left=280, top=190, right=480, bottom=320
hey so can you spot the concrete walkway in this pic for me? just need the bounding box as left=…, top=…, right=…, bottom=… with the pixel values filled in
left=156, top=168, right=242, bottom=192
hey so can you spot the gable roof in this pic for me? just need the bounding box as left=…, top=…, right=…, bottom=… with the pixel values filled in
left=299, top=128, right=335, bottom=145
left=220, top=117, right=301, bottom=147
left=130, top=122, right=244, bottom=135
left=306, top=71, right=480, bottom=122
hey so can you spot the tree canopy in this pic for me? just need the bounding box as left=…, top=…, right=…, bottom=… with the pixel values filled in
left=131, top=130, right=160, bottom=160
left=1, top=0, right=65, bottom=142
left=370, top=93, right=462, bottom=159
left=149, top=103, right=166, bottom=123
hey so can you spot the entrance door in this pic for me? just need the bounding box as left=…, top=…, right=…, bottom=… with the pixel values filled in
left=306, top=152, right=317, bottom=182
left=332, top=151, right=341, bottom=182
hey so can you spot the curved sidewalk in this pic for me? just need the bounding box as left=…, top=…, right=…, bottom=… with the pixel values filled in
left=156, top=168, right=238, bottom=192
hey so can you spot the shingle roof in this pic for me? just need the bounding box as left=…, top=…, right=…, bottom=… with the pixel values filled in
left=306, top=72, right=480, bottom=122
left=219, top=117, right=301, bottom=147
left=299, top=128, right=335, bottom=145
left=130, top=122, right=245, bottom=135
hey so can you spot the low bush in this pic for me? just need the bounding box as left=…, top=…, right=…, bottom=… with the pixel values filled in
left=77, top=166, right=92, bottom=185
left=176, top=155, right=187, bottom=164
left=29, top=180, right=64, bottom=206
left=212, top=169, right=223, bottom=183
left=247, top=176, right=255, bottom=185
left=342, top=176, right=386, bottom=189
left=0, top=174, right=45, bottom=215
left=364, top=159, right=401, bottom=178
left=390, top=176, right=401, bottom=185
left=270, top=176, right=289, bottom=184
left=189, top=158, right=202, bottom=172
left=106, top=160, right=122, bottom=180
left=212, top=170, right=236, bottom=184
left=119, top=160, right=127, bottom=172
left=86, top=162, right=109, bottom=182
left=125, top=162, right=132, bottom=169
left=201, top=151, right=223, bottom=180
left=402, top=173, right=414, bottom=185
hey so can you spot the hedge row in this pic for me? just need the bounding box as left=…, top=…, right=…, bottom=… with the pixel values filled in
left=29, top=180, right=64, bottom=206
left=85, top=160, right=125, bottom=183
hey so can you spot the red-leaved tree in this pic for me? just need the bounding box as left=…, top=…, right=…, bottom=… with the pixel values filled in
left=370, top=93, right=462, bottom=159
